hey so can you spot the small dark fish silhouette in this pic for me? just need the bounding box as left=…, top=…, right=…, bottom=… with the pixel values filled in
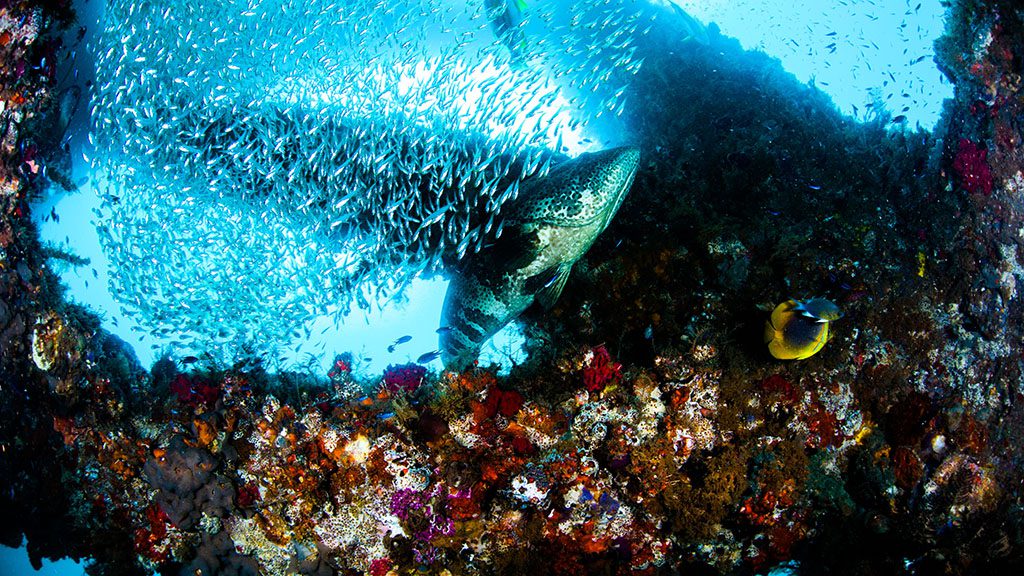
left=181, top=355, right=199, bottom=365
left=416, top=350, right=442, bottom=364
left=387, top=335, right=412, bottom=353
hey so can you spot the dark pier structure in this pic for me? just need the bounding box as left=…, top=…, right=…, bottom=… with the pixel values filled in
left=2, top=1, right=1024, bottom=574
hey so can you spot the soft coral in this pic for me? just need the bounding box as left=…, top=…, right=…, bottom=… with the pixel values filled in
left=169, top=374, right=221, bottom=409
left=582, top=345, right=622, bottom=392
left=953, top=138, right=993, bottom=195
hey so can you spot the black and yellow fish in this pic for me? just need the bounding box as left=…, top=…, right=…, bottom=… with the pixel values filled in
left=764, top=298, right=842, bottom=360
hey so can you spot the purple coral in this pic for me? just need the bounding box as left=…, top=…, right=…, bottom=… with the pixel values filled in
left=389, top=486, right=454, bottom=564
left=390, top=487, right=429, bottom=520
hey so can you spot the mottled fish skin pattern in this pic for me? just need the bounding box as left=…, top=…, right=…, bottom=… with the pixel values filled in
left=441, top=146, right=641, bottom=370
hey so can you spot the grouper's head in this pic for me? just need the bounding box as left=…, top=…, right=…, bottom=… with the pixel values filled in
left=439, top=146, right=641, bottom=371
left=514, top=145, right=641, bottom=230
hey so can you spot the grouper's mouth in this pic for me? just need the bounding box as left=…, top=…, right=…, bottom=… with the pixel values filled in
left=599, top=147, right=641, bottom=231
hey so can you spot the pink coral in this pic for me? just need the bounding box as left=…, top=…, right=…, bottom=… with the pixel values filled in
left=169, top=374, right=221, bottom=409
left=382, top=363, right=427, bottom=393
left=472, top=387, right=525, bottom=423
left=368, top=558, right=392, bottom=576
left=236, top=482, right=260, bottom=508
left=133, top=504, right=171, bottom=564
left=327, top=353, right=352, bottom=381
left=582, top=345, right=622, bottom=392
left=953, top=138, right=993, bottom=195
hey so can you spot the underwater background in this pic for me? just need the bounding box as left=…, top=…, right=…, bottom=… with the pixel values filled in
left=27, top=0, right=952, bottom=379
left=2, top=0, right=1023, bottom=574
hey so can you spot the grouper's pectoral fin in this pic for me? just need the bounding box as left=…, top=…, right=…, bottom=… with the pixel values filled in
left=526, top=262, right=573, bottom=310
left=536, top=264, right=572, bottom=309
left=476, top=225, right=538, bottom=276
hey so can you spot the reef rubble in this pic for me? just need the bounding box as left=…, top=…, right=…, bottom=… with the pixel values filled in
left=3, top=1, right=1024, bottom=575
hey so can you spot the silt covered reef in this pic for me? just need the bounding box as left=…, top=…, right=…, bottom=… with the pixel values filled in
left=2, top=0, right=1024, bottom=574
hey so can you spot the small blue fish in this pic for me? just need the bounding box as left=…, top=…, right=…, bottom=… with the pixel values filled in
left=416, top=350, right=442, bottom=364
left=387, top=335, right=412, bottom=353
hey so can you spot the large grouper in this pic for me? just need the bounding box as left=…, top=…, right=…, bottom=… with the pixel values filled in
left=440, top=146, right=641, bottom=370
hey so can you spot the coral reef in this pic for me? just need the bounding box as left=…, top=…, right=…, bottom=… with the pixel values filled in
left=382, top=363, right=428, bottom=394
left=3, top=1, right=1024, bottom=575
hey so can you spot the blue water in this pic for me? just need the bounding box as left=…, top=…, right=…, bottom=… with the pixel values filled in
left=36, top=0, right=948, bottom=376
left=0, top=544, right=83, bottom=576
left=675, top=0, right=949, bottom=128
left=23, top=2, right=951, bottom=571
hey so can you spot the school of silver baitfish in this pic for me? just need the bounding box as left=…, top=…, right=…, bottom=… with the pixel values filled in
left=87, top=0, right=652, bottom=357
